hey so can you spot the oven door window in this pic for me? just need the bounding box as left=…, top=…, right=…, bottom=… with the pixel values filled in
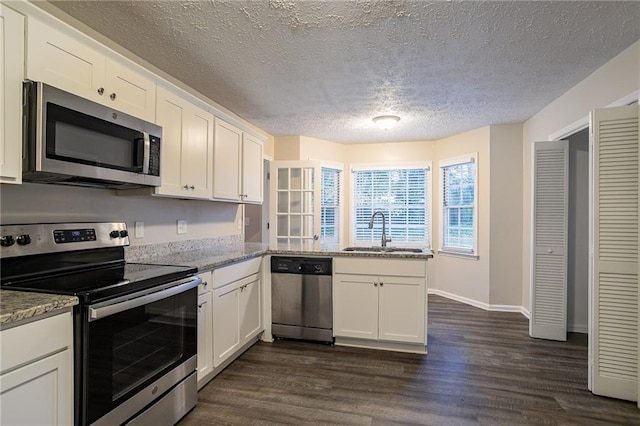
left=85, top=287, right=196, bottom=424
left=46, top=103, right=145, bottom=173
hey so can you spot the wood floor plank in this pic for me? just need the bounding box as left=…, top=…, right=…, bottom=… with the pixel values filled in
left=179, top=295, right=639, bottom=425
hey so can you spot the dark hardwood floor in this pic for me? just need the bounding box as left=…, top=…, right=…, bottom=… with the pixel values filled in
left=179, top=295, right=640, bottom=425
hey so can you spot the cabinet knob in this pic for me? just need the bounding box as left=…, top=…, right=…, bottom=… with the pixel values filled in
left=110, top=93, right=117, bottom=101
left=374, top=282, right=378, bottom=287
left=97, top=87, right=104, bottom=95
left=190, top=185, right=195, bottom=190
left=380, top=282, right=384, bottom=287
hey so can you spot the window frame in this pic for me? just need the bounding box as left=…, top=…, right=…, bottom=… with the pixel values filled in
left=320, top=165, right=343, bottom=246
left=438, top=153, right=478, bottom=259
left=349, top=161, right=432, bottom=248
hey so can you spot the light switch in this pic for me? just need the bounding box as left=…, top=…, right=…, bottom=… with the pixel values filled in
left=177, top=220, right=187, bottom=234
left=135, top=221, right=144, bottom=238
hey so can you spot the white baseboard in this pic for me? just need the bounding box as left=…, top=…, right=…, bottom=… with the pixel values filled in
left=428, top=288, right=529, bottom=319
left=568, top=323, right=588, bottom=334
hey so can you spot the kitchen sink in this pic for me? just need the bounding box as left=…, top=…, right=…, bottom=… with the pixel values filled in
left=342, top=246, right=423, bottom=253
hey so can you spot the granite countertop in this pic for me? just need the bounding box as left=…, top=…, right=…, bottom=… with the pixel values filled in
left=134, top=242, right=432, bottom=271
left=0, top=240, right=431, bottom=327
left=137, top=242, right=270, bottom=272
left=269, top=243, right=434, bottom=259
left=0, top=290, right=78, bottom=327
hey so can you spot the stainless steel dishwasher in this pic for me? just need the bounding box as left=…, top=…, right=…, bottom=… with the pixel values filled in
left=271, top=256, right=333, bottom=343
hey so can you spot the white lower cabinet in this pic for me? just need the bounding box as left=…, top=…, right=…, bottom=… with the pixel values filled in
left=333, top=257, right=427, bottom=352
left=194, top=257, right=262, bottom=387
left=0, top=312, right=74, bottom=425
left=196, top=272, right=214, bottom=387
left=213, top=273, right=261, bottom=367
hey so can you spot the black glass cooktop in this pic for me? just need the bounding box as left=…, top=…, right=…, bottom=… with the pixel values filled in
left=2, top=253, right=197, bottom=303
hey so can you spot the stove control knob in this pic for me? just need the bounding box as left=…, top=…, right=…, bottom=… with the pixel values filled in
left=109, top=230, right=120, bottom=239
left=16, top=234, right=31, bottom=246
left=119, top=230, right=128, bottom=238
left=0, top=235, right=15, bottom=247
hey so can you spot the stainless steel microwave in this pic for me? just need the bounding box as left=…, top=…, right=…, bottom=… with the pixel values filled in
left=22, top=81, right=162, bottom=189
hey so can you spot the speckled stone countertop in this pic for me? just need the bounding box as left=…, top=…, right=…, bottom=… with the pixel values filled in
left=133, top=243, right=270, bottom=272
left=0, top=290, right=78, bottom=327
left=269, top=243, right=434, bottom=259
left=0, top=238, right=431, bottom=327
left=128, top=241, right=432, bottom=271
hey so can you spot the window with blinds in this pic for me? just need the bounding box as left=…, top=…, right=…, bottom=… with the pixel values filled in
left=351, top=165, right=431, bottom=246
left=320, top=167, right=341, bottom=244
left=440, top=154, right=477, bottom=254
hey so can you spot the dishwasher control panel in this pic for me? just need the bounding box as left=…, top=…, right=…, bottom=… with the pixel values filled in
left=271, top=256, right=332, bottom=275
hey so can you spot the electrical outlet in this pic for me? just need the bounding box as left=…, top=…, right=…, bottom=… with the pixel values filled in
left=134, top=221, right=144, bottom=238
left=177, top=220, right=187, bottom=235
left=245, top=217, right=250, bottom=227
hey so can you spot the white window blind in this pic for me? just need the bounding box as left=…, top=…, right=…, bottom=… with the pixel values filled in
left=351, top=166, right=431, bottom=246
left=320, top=167, right=341, bottom=244
left=440, top=155, right=477, bottom=254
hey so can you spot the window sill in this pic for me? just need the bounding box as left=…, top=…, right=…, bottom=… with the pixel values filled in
left=437, top=250, right=479, bottom=260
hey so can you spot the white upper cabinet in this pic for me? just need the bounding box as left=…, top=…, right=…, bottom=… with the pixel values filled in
left=26, top=15, right=156, bottom=122
left=213, top=120, right=242, bottom=201
left=155, top=86, right=214, bottom=200
left=213, top=119, right=264, bottom=204
left=242, top=133, right=264, bottom=203
left=0, top=4, right=24, bottom=184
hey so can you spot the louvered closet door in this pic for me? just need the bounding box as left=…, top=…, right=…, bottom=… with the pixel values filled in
left=591, top=105, right=639, bottom=402
left=531, top=140, right=569, bottom=341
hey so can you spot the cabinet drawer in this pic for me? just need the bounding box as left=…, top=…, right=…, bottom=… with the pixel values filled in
left=213, top=257, right=262, bottom=289
left=1, top=312, right=72, bottom=373
left=333, top=257, right=426, bottom=277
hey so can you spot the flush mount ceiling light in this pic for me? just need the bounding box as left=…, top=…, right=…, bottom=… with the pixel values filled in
left=373, top=115, right=400, bottom=130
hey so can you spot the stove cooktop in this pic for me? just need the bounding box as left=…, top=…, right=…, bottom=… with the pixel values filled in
left=1, top=262, right=197, bottom=304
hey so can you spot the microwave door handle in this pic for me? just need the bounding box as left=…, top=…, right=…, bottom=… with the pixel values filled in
left=142, top=132, right=151, bottom=174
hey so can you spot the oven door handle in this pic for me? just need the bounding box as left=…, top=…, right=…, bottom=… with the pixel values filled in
left=88, top=276, right=201, bottom=322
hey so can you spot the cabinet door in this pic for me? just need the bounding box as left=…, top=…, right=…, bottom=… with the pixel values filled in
left=26, top=15, right=105, bottom=103
left=239, top=275, right=262, bottom=343
left=105, top=60, right=156, bottom=122
left=155, top=87, right=187, bottom=197
left=0, top=350, right=72, bottom=426
left=0, top=5, right=24, bottom=184
left=241, top=133, right=263, bottom=204
left=197, top=291, right=213, bottom=384
left=378, top=276, right=426, bottom=344
left=213, top=120, right=242, bottom=201
left=333, top=274, right=379, bottom=339
left=182, top=105, right=214, bottom=199
left=212, top=284, right=240, bottom=367
left=155, top=88, right=213, bottom=199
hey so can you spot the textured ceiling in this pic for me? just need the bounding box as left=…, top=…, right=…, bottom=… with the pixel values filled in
left=49, top=1, right=640, bottom=143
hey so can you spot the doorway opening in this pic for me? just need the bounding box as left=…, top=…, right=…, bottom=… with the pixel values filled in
left=564, top=127, right=589, bottom=335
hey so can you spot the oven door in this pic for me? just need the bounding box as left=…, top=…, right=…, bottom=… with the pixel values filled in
left=83, top=277, right=199, bottom=426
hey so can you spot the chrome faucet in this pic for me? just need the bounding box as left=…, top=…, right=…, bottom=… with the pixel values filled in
left=368, top=211, right=392, bottom=247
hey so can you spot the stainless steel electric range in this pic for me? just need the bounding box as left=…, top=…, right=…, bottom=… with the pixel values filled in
left=1, top=222, right=201, bottom=426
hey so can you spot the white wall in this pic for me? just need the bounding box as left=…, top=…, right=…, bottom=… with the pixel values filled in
left=522, top=40, right=640, bottom=311
left=432, top=127, right=491, bottom=305
left=0, top=183, right=241, bottom=245
left=489, top=124, right=523, bottom=306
